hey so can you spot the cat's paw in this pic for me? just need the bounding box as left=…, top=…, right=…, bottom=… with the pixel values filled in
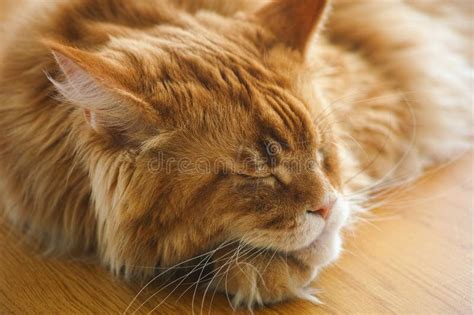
left=208, top=247, right=322, bottom=309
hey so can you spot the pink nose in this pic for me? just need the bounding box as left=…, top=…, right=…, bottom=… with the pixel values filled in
left=307, top=198, right=337, bottom=220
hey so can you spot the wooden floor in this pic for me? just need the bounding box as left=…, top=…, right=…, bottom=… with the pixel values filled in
left=1, top=152, right=472, bottom=314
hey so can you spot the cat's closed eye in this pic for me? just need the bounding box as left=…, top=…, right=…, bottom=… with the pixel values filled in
left=236, top=171, right=274, bottom=180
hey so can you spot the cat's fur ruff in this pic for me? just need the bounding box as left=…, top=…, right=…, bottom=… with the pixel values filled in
left=0, top=0, right=471, bottom=308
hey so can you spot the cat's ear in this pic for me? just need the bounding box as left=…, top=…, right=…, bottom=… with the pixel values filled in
left=46, top=41, right=157, bottom=140
left=255, top=0, right=330, bottom=54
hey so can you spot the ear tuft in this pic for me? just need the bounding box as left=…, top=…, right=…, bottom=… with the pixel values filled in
left=45, top=41, right=157, bottom=140
left=255, top=0, right=330, bottom=54
left=48, top=50, right=126, bottom=133
left=50, top=51, right=113, bottom=114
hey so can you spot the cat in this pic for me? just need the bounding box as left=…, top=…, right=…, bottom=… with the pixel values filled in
left=0, top=0, right=471, bottom=309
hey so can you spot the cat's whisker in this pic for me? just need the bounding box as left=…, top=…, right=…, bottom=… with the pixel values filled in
left=313, top=89, right=379, bottom=125
left=138, top=267, right=200, bottom=315
left=340, top=134, right=369, bottom=158
left=192, top=245, right=255, bottom=314
left=346, top=146, right=469, bottom=205
left=237, top=247, right=272, bottom=293
left=347, top=154, right=471, bottom=230
left=143, top=241, right=243, bottom=315
left=200, top=236, right=262, bottom=313
left=347, top=157, right=423, bottom=196
left=315, top=95, right=420, bottom=201
left=206, top=237, right=266, bottom=312
left=125, top=239, right=239, bottom=314
left=343, top=163, right=411, bottom=202
left=225, top=239, right=271, bottom=309
left=316, top=91, right=409, bottom=130
left=203, top=241, right=250, bottom=315
left=259, top=246, right=278, bottom=276
left=230, top=242, right=265, bottom=285
left=200, top=247, right=245, bottom=315
left=352, top=215, right=384, bottom=232
left=344, top=96, right=418, bottom=191
left=224, top=241, right=246, bottom=312
left=364, top=180, right=472, bottom=211
left=190, top=253, right=215, bottom=315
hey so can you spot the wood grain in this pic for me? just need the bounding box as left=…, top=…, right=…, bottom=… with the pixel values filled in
left=1, top=152, right=472, bottom=314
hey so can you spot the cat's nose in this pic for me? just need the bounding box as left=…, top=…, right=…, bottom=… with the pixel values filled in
left=307, top=198, right=337, bottom=220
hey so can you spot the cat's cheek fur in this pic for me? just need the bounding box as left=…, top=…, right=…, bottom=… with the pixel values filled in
left=233, top=215, right=327, bottom=253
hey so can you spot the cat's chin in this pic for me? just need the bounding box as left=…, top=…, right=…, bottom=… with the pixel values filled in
left=312, top=232, right=343, bottom=268
left=292, top=233, right=343, bottom=290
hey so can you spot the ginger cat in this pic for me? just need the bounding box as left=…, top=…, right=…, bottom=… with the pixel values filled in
left=0, top=0, right=471, bottom=309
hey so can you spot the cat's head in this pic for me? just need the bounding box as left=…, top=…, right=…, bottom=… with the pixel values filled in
left=47, top=0, right=349, bottom=276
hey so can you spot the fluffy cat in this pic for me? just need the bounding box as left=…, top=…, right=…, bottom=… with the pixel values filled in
left=0, top=0, right=471, bottom=309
